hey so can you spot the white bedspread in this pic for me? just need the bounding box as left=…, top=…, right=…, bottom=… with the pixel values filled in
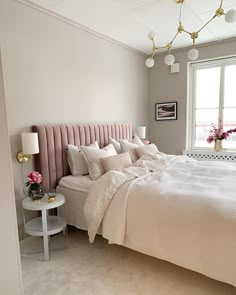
left=84, top=153, right=236, bottom=286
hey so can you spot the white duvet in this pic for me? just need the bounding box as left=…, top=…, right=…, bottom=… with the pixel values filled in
left=84, top=153, right=236, bottom=286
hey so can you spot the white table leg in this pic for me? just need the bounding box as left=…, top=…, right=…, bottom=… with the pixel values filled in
left=42, top=209, right=49, bottom=261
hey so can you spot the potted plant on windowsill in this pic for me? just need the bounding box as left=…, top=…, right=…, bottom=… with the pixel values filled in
left=207, top=120, right=236, bottom=152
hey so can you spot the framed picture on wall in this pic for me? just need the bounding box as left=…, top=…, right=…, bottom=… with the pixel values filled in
left=155, top=102, right=177, bottom=121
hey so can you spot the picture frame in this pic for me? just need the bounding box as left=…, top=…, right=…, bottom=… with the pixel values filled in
left=155, top=102, right=177, bottom=121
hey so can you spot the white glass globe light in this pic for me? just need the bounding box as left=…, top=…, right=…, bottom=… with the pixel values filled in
left=165, top=54, right=175, bottom=66
left=188, top=48, right=199, bottom=61
left=145, top=58, right=155, bottom=68
left=225, top=10, right=236, bottom=23
left=148, top=31, right=156, bottom=40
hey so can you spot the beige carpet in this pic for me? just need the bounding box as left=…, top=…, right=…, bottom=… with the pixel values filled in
left=20, top=228, right=236, bottom=295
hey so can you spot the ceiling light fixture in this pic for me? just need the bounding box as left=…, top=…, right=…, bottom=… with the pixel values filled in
left=145, top=0, right=236, bottom=68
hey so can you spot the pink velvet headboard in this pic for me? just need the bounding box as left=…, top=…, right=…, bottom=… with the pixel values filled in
left=32, top=122, right=132, bottom=190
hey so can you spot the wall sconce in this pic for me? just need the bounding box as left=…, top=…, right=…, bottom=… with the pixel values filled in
left=16, top=132, right=39, bottom=163
left=137, top=126, right=146, bottom=139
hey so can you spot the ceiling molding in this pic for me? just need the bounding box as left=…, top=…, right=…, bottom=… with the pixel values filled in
left=155, top=37, right=236, bottom=57
left=16, top=0, right=146, bottom=56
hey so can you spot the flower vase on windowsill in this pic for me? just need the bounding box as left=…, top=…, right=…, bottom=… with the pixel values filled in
left=25, top=171, right=45, bottom=201
left=214, top=140, right=223, bottom=152
left=207, top=120, right=236, bottom=152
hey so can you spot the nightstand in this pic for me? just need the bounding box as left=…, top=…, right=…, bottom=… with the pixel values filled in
left=22, top=193, right=67, bottom=261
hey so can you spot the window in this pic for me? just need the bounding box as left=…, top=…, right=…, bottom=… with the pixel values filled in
left=187, top=57, right=236, bottom=150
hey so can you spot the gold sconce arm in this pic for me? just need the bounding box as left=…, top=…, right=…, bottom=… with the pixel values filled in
left=16, top=151, right=32, bottom=163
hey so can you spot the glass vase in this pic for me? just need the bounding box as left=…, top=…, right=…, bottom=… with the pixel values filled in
left=214, top=139, right=223, bottom=152
left=28, top=184, right=45, bottom=201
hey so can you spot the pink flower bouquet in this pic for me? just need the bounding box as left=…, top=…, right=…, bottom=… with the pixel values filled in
left=25, top=171, right=44, bottom=199
left=207, top=120, right=236, bottom=144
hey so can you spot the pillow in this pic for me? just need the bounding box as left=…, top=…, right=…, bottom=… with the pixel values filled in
left=108, top=137, right=122, bottom=154
left=120, top=140, right=139, bottom=163
left=135, top=143, right=159, bottom=158
left=109, top=136, right=143, bottom=155
left=101, top=152, right=132, bottom=172
left=67, top=142, right=99, bottom=176
left=132, top=135, right=144, bottom=146
left=81, top=144, right=117, bottom=180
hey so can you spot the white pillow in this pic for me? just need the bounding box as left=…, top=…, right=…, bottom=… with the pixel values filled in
left=135, top=143, right=159, bottom=158
left=108, top=137, right=122, bottom=154
left=101, top=152, right=132, bottom=172
left=109, top=136, right=143, bottom=154
left=67, top=142, right=99, bottom=176
left=132, top=135, right=144, bottom=146
left=81, top=144, right=117, bottom=180
left=120, top=140, right=139, bottom=163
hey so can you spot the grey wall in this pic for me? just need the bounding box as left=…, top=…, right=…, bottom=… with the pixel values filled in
left=0, top=0, right=148, bottom=238
left=148, top=39, right=236, bottom=155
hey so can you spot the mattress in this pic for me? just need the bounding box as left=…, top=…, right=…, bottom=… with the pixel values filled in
left=56, top=185, right=88, bottom=230
left=58, top=175, right=95, bottom=193
left=57, top=175, right=101, bottom=232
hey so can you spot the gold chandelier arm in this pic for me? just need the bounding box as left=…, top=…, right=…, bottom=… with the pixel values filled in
left=159, top=46, right=168, bottom=50
left=183, top=29, right=191, bottom=35
left=197, top=14, right=217, bottom=34
left=151, top=50, right=156, bottom=58
left=219, top=0, right=224, bottom=9
left=152, top=38, right=157, bottom=49
left=170, top=31, right=180, bottom=45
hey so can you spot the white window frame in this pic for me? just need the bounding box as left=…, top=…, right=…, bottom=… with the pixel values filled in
left=186, top=55, right=236, bottom=150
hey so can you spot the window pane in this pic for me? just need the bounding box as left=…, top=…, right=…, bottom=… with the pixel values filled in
left=194, top=109, right=219, bottom=148
left=223, top=108, right=236, bottom=122
left=224, top=65, right=236, bottom=107
left=195, top=67, right=220, bottom=109
left=223, top=108, right=236, bottom=148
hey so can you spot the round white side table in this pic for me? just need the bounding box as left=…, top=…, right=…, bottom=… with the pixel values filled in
left=22, top=193, right=67, bottom=261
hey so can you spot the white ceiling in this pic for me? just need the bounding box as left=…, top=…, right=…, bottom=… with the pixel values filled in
left=24, top=0, right=236, bottom=54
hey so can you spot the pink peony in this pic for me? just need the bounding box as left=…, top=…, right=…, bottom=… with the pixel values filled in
left=27, top=171, right=43, bottom=184
left=207, top=135, right=214, bottom=143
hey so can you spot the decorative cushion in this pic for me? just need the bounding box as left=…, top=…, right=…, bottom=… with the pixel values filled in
left=135, top=143, right=159, bottom=158
left=81, top=144, right=117, bottom=180
left=66, top=142, right=99, bottom=176
left=132, top=135, right=144, bottom=146
left=108, top=137, right=122, bottom=154
left=120, top=140, right=139, bottom=163
left=101, top=152, right=132, bottom=172
left=109, top=136, right=143, bottom=154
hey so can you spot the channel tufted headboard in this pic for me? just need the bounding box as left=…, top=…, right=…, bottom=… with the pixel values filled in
left=32, top=122, right=132, bottom=191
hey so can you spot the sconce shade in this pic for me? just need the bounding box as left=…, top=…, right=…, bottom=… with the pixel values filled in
left=137, top=126, right=146, bottom=139
left=21, top=132, right=39, bottom=155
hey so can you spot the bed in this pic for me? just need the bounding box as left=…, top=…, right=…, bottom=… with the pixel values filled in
left=33, top=122, right=236, bottom=287
left=32, top=123, right=132, bottom=229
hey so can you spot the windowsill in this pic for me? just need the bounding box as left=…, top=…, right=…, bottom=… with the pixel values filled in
left=184, top=149, right=236, bottom=153
left=183, top=149, right=236, bottom=162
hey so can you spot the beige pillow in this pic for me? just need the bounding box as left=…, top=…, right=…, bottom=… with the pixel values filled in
left=135, top=143, right=159, bottom=158
left=67, top=142, right=99, bottom=175
left=101, top=152, right=132, bottom=172
left=81, top=144, right=117, bottom=180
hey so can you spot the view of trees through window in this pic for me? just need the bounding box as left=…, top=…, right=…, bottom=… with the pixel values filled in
left=192, top=59, right=236, bottom=149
